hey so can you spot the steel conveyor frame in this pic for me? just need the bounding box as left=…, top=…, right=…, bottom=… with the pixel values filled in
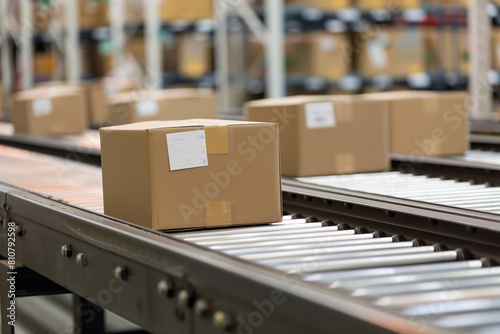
left=281, top=178, right=500, bottom=263
left=0, top=182, right=416, bottom=334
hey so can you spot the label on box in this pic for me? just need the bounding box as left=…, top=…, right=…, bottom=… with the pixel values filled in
left=166, top=130, right=208, bottom=171
left=136, top=99, right=159, bottom=117
left=305, top=102, right=336, bottom=129
left=367, top=43, right=388, bottom=68
left=104, top=84, right=120, bottom=96
left=32, top=98, right=52, bottom=117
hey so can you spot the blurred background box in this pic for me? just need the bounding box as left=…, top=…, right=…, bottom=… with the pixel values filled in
left=363, top=91, right=469, bottom=156
left=178, top=33, right=213, bottom=78
left=245, top=95, right=390, bottom=177
left=160, top=0, right=213, bottom=22
left=108, top=88, right=217, bottom=125
left=86, top=77, right=141, bottom=127
left=11, top=85, right=88, bottom=135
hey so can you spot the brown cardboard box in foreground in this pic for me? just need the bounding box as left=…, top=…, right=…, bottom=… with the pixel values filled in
left=100, top=119, right=282, bottom=230
left=86, top=77, right=139, bottom=127
left=245, top=96, right=390, bottom=177
left=108, top=88, right=217, bottom=125
left=362, top=91, right=469, bottom=156
left=11, top=86, right=87, bottom=135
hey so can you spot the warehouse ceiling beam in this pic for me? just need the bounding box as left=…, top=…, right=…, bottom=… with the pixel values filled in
left=19, top=0, right=33, bottom=90
left=65, top=0, right=81, bottom=84
left=0, top=0, right=12, bottom=102
left=469, top=0, right=493, bottom=121
left=214, top=0, right=231, bottom=113
left=264, top=0, right=285, bottom=98
left=145, top=0, right=163, bottom=90
left=110, top=0, right=126, bottom=73
left=214, top=0, right=285, bottom=114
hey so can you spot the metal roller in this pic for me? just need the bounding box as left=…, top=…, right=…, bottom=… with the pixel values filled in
left=192, top=229, right=357, bottom=247
left=223, top=236, right=396, bottom=256
left=276, top=250, right=460, bottom=274
left=331, top=267, right=500, bottom=290
left=298, top=172, right=500, bottom=213
left=181, top=225, right=341, bottom=243
left=374, top=286, right=500, bottom=308
left=401, top=297, right=500, bottom=317
left=174, top=219, right=313, bottom=238
left=208, top=233, right=379, bottom=251
left=237, top=240, right=411, bottom=261
left=257, top=244, right=430, bottom=267
left=351, top=275, right=500, bottom=298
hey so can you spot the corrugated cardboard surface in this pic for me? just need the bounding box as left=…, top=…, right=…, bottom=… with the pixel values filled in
left=363, top=91, right=469, bottom=156
left=245, top=96, right=390, bottom=177
left=11, top=86, right=87, bottom=135
left=100, top=120, right=282, bottom=230
left=178, top=33, right=213, bottom=78
left=358, top=27, right=425, bottom=78
left=286, top=0, right=352, bottom=10
left=108, top=89, right=217, bottom=125
left=86, top=77, right=139, bottom=127
left=160, top=0, right=212, bottom=21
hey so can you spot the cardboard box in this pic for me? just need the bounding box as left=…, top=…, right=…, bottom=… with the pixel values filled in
left=34, top=51, right=57, bottom=81
left=492, top=28, right=500, bottom=71
left=362, top=91, right=469, bottom=156
left=458, top=28, right=469, bottom=74
left=357, top=27, right=425, bottom=78
left=178, top=33, right=213, bottom=78
left=86, top=77, right=140, bottom=127
left=245, top=96, right=390, bottom=177
left=11, top=86, right=87, bottom=135
left=355, top=0, right=421, bottom=10
left=249, top=32, right=351, bottom=80
left=108, top=88, right=217, bottom=125
left=160, top=0, right=213, bottom=21
left=100, top=119, right=282, bottom=230
left=424, top=27, right=457, bottom=72
left=0, top=84, right=3, bottom=119
left=285, top=0, right=352, bottom=10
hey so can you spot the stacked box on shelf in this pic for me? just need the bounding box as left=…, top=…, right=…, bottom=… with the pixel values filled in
left=355, top=0, right=421, bottom=10
left=107, top=88, right=217, bottom=125
left=249, top=32, right=352, bottom=82
left=356, top=27, right=426, bottom=79
left=285, top=0, right=353, bottom=10
left=160, top=0, right=213, bottom=21
left=178, top=33, right=213, bottom=78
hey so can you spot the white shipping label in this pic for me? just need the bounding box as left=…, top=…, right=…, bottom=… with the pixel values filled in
left=305, top=102, right=336, bottom=129
left=104, top=84, right=120, bottom=96
left=136, top=99, right=159, bottom=117
left=367, top=43, right=388, bottom=69
left=32, top=98, right=53, bottom=117
left=166, top=130, right=208, bottom=171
